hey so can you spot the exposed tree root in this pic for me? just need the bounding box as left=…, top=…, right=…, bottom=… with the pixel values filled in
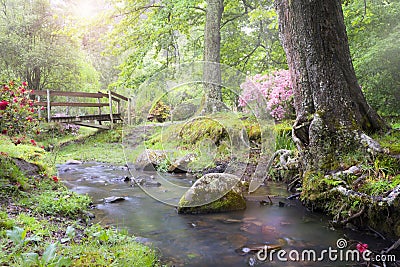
left=367, top=226, right=386, bottom=240
left=340, top=205, right=365, bottom=225
left=382, top=238, right=400, bottom=254
left=360, top=132, right=400, bottom=159
left=360, top=133, right=384, bottom=154
left=287, top=175, right=301, bottom=192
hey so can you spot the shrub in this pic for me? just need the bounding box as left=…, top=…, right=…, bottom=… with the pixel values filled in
left=0, top=81, right=41, bottom=145
left=239, top=70, right=294, bottom=121
left=148, top=100, right=171, bottom=122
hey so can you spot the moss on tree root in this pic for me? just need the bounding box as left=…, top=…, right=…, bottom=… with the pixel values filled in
left=301, top=153, right=400, bottom=237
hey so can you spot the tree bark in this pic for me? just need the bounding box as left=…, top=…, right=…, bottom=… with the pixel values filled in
left=275, top=0, right=388, bottom=171
left=203, top=0, right=224, bottom=113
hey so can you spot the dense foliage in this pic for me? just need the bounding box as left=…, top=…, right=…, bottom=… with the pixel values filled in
left=106, top=0, right=285, bottom=93
left=0, top=0, right=103, bottom=93
left=343, top=0, right=400, bottom=116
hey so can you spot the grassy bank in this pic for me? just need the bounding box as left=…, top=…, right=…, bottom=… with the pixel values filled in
left=0, top=135, right=159, bottom=266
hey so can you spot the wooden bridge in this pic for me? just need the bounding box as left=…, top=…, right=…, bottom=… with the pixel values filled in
left=32, top=90, right=132, bottom=129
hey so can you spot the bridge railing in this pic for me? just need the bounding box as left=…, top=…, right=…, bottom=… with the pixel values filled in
left=32, top=90, right=132, bottom=128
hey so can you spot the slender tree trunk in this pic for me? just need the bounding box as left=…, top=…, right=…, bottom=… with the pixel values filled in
left=203, top=0, right=224, bottom=113
left=275, top=0, right=388, bottom=171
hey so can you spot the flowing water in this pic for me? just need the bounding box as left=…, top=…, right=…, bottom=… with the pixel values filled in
left=58, top=162, right=395, bottom=267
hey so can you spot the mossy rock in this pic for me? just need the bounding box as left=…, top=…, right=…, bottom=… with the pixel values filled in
left=171, top=102, right=198, bottom=121
left=135, top=149, right=167, bottom=171
left=168, top=153, right=197, bottom=173
left=177, top=173, right=246, bottom=214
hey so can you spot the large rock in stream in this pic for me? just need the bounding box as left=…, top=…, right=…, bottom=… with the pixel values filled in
left=177, top=173, right=246, bottom=214
left=168, top=153, right=196, bottom=173
left=134, top=149, right=167, bottom=171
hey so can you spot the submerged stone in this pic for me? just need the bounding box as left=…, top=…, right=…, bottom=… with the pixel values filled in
left=65, top=159, right=83, bottom=165
left=177, top=173, right=246, bottom=214
left=104, top=196, right=126, bottom=203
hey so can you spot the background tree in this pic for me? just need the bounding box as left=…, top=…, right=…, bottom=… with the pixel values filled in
left=203, top=0, right=224, bottom=113
left=275, top=0, right=388, bottom=172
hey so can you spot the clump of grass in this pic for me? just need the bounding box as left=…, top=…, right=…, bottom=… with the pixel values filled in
left=53, top=127, right=125, bottom=164
left=0, top=211, right=14, bottom=230
left=20, top=187, right=91, bottom=218
left=375, top=129, right=400, bottom=154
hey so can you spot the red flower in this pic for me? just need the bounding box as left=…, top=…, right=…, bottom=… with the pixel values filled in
left=27, top=116, right=33, bottom=122
left=40, top=106, right=45, bottom=111
left=3, top=85, right=9, bottom=90
left=52, top=176, right=59, bottom=182
left=13, top=97, right=18, bottom=103
left=22, top=82, right=28, bottom=87
left=30, top=139, right=36, bottom=146
left=356, top=243, right=368, bottom=253
left=1, top=129, right=7, bottom=135
left=0, top=100, right=9, bottom=110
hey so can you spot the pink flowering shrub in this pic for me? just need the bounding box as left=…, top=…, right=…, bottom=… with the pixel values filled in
left=0, top=81, right=41, bottom=145
left=239, top=70, right=294, bottom=121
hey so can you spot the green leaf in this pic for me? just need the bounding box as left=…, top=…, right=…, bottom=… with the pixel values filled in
left=42, top=243, right=57, bottom=264
left=6, top=227, right=26, bottom=246
left=65, top=226, right=76, bottom=239
left=55, top=256, right=72, bottom=267
left=21, top=253, right=39, bottom=265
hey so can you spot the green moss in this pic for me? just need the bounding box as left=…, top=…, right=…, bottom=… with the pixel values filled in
left=178, top=190, right=246, bottom=214
left=247, top=124, right=261, bottom=141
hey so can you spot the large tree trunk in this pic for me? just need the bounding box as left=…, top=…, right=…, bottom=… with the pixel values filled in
left=275, top=0, right=388, bottom=171
left=203, top=0, right=224, bottom=113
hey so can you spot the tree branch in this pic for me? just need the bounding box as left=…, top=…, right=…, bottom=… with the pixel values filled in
left=220, top=11, right=248, bottom=29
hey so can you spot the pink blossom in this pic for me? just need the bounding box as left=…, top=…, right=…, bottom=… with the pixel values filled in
left=356, top=243, right=368, bottom=253
left=239, top=70, right=294, bottom=121
left=0, top=100, right=9, bottom=110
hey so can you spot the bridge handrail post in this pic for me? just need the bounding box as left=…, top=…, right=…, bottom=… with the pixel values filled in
left=108, top=90, right=114, bottom=129
left=127, top=97, right=132, bottom=125
left=46, top=90, right=51, bottom=122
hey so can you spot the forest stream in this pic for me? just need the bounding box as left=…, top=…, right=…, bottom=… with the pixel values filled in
left=58, top=161, right=396, bottom=267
